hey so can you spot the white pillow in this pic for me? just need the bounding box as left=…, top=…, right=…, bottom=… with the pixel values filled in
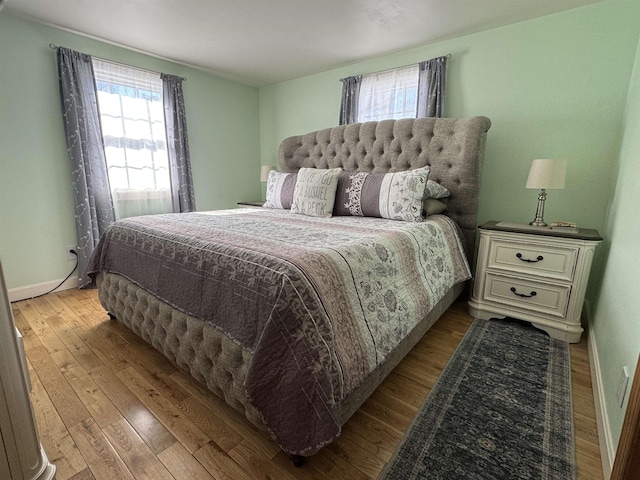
left=377, top=166, right=431, bottom=222
left=290, top=167, right=343, bottom=217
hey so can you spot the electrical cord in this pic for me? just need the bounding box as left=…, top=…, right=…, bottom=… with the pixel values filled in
left=21, top=249, right=79, bottom=301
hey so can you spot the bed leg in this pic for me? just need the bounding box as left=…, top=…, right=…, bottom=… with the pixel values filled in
left=291, top=454, right=305, bottom=468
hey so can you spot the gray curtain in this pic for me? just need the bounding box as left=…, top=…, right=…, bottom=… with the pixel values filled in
left=162, top=73, right=196, bottom=212
left=56, top=47, right=115, bottom=288
left=339, top=75, right=362, bottom=125
left=418, top=55, right=448, bottom=118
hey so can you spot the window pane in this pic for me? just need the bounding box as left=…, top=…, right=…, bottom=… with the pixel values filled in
left=93, top=59, right=171, bottom=209
left=357, top=64, right=419, bottom=122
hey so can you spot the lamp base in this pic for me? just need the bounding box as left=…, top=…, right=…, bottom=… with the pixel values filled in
left=529, top=220, right=547, bottom=227
left=529, top=189, right=548, bottom=227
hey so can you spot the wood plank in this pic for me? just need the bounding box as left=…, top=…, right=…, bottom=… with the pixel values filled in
left=17, top=300, right=66, bottom=354
left=45, top=292, right=89, bottom=329
left=227, top=441, right=300, bottom=480
left=28, top=345, right=92, bottom=428
left=157, top=442, right=215, bottom=480
left=193, top=441, right=252, bottom=480
left=178, top=395, right=244, bottom=452
left=116, top=366, right=210, bottom=454
left=358, top=393, right=417, bottom=434
left=76, top=325, right=130, bottom=372
left=27, top=360, right=88, bottom=480
left=59, top=325, right=106, bottom=373
left=56, top=289, right=94, bottom=318
left=12, top=308, right=44, bottom=351
left=90, top=364, right=177, bottom=455
left=68, top=418, right=135, bottom=480
left=343, top=409, right=404, bottom=456
left=50, top=349, right=122, bottom=428
left=374, top=370, right=430, bottom=408
left=275, top=447, right=374, bottom=480
left=108, top=327, right=188, bottom=403
left=68, top=467, right=96, bottom=480
left=103, top=419, right=176, bottom=480
left=170, top=371, right=280, bottom=458
left=326, top=429, right=387, bottom=478
left=30, top=295, right=60, bottom=318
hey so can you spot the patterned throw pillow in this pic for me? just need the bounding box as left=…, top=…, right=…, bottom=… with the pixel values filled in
left=290, top=167, right=343, bottom=217
left=334, top=166, right=431, bottom=222
left=263, top=170, right=297, bottom=209
left=425, top=180, right=450, bottom=199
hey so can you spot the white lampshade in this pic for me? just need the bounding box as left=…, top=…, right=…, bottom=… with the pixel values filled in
left=260, top=165, right=276, bottom=182
left=526, top=159, right=566, bottom=190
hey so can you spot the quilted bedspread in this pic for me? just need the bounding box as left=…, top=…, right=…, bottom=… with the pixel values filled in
left=87, top=208, right=471, bottom=455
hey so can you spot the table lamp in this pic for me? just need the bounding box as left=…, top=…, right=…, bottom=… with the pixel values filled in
left=260, top=165, right=276, bottom=182
left=526, top=159, right=566, bottom=227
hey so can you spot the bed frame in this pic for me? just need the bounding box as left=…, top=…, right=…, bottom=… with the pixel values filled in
left=95, top=116, right=491, bottom=460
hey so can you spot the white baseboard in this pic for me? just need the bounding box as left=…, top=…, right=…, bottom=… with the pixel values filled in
left=585, top=304, right=615, bottom=479
left=8, top=276, right=79, bottom=303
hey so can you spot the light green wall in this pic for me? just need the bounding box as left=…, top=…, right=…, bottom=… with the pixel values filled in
left=0, top=13, right=261, bottom=290
left=259, top=0, right=640, bottom=268
left=591, top=32, right=640, bottom=453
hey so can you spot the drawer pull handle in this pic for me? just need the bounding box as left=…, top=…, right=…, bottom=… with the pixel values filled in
left=516, top=253, right=544, bottom=263
left=510, top=287, right=537, bottom=298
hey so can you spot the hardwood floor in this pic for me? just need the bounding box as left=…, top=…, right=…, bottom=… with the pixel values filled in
left=12, top=289, right=604, bottom=479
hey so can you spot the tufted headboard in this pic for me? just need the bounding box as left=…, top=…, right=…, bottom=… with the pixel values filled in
left=278, top=116, right=491, bottom=260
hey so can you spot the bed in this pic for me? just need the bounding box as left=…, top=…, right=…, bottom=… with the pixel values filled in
left=87, top=116, right=491, bottom=459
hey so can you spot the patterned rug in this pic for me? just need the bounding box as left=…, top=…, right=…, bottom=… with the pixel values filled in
left=380, top=318, right=575, bottom=480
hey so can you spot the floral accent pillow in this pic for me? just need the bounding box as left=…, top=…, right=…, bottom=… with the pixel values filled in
left=290, top=167, right=343, bottom=217
left=334, top=166, right=431, bottom=221
left=263, top=170, right=297, bottom=209
left=425, top=180, right=450, bottom=199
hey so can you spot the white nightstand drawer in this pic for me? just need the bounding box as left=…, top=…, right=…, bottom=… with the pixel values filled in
left=487, top=239, right=578, bottom=281
left=483, top=273, right=570, bottom=318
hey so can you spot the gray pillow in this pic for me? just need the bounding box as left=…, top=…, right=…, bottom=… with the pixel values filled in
left=423, top=198, right=447, bottom=216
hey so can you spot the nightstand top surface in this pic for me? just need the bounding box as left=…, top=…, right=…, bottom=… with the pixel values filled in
left=479, top=220, right=602, bottom=241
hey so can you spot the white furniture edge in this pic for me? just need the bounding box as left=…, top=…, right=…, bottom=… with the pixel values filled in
left=0, top=260, right=56, bottom=480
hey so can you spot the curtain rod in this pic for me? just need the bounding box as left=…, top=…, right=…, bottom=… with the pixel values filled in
left=339, top=54, right=451, bottom=82
left=48, top=43, right=187, bottom=81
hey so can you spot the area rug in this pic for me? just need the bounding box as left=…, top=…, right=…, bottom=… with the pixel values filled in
left=380, top=318, right=575, bottom=480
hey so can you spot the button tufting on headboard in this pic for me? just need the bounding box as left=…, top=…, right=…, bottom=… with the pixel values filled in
left=278, top=117, right=491, bottom=259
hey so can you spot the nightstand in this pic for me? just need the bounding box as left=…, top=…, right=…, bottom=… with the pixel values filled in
left=468, top=221, right=602, bottom=342
left=237, top=201, right=264, bottom=208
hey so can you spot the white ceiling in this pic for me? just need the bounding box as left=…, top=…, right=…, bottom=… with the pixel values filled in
left=5, top=0, right=601, bottom=86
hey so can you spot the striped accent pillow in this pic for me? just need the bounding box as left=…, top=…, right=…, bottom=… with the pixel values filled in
left=334, top=166, right=432, bottom=222
left=263, top=171, right=297, bottom=209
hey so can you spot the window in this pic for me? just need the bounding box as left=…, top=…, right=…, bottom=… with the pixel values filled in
left=93, top=59, right=173, bottom=219
left=357, top=64, right=419, bottom=122
left=339, top=55, right=448, bottom=125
